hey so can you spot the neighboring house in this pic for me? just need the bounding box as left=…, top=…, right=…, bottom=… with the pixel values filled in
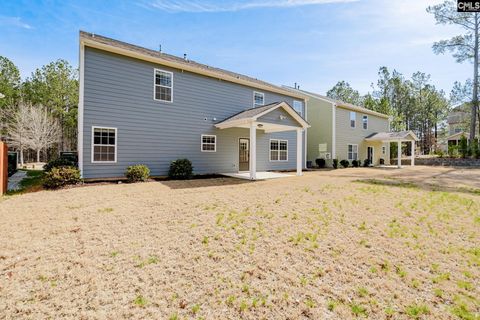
left=445, top=104, right=477, bottom=147
left=78, top=32, right=309, bottom=180
left=285, top=88, right=418, bottom=167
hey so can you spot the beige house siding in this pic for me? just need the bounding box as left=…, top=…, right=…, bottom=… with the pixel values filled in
left=335, top=106, right=390, bottom=165
left=306, top=98, right=333, bottom=164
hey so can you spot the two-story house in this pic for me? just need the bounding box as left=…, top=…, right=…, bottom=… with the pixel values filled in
left=78, top=32, right=309, bottom=180
left=285, top=88, right=418, bottom=167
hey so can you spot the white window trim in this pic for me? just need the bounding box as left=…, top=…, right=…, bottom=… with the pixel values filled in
left=269, top=139, right=288, bottom=162
left=293, top=100, right=303, bottom=117
left=91, top=126, right=117, bottom=164
left=350, top=111, right=356, bottom=128
left=201, top=134, right=217, bottom=152
left=153, top=68, right=173, bottom=103
left=253, top=91, right=265, bottom=107
left=347, top=144, right=358, bottom=161
left=362, top=115, right=368, bottom=130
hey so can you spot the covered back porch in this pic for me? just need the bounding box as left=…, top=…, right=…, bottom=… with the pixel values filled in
left=215, top=102, right=310, bottom=180
left=365, top=131, right=419, bottom=168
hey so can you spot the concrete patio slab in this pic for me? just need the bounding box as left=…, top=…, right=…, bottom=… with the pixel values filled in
left=221, top=171, right=293, bottom=180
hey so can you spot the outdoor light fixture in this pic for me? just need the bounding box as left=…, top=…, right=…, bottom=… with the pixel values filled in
left=257, top=124, right=263, bottom=128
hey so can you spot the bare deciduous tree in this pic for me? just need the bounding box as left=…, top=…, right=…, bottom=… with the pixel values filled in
left=25, top=105, right=61, bottom=162
left=5, top=103, right=61, bottom=164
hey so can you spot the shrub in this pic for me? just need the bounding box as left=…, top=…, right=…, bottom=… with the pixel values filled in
left=351, top=160, right=359, bottom=167
left=363, top=159, right=370, bottom=167
left=340, top=160, right=349, bottom=168
left=168, top=158, right=193, bottom=180
left=44, top=157, right=76, bottom=172
left=459, top=135, right=468, bottom=158
left=125, top=164, right=150, bottom=182
left=470, top=138, right=480, bottom=159
left=43, top=166, right=81, bottom=189
left=448, top=145, right=459, bottom=158
left=332, top=159, right=338, bottom=169
left=379, top=158, right=385, bottom=165
left=315, top=158, right=326, bottom=168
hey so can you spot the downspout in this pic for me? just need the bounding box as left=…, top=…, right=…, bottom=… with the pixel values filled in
left=78, top=41, right=85, bottom=178
left=332, top=103, right=336, bottom=160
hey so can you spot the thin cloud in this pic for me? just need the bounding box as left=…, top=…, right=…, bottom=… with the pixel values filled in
left=146, top=0, right=359, bottom=13
left=0, top=16, right=32, bottom=29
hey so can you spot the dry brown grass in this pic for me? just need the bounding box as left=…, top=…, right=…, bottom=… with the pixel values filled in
left=0, top=167, right=479, bottom=319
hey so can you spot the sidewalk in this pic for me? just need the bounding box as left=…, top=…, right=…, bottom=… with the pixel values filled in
left=7, top=171, right=27, bottom=191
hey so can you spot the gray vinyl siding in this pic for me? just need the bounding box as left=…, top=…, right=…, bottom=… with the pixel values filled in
left=257, top=108, right=300, bottom=127
left=82, top=48, right=305, bottom=178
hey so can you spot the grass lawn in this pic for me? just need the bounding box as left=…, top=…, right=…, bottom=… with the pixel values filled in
left=0, top=167, right=478, bottom=319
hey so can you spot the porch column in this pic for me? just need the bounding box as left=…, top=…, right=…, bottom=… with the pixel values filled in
left=410, top=140, right=415, bottom=166
left=397, top=140, right=402, bottom=168
left=249, top=122, right=257, bottom=180
left=296, top=128, right=303, bottom=176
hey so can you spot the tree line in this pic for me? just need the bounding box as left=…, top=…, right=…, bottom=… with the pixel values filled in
left=0, top=56, right=78, bottom=165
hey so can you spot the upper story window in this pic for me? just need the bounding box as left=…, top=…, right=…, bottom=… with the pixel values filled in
left=254, top=91, right=264, bottom=107
left=154, top=69, right=173, bottom=102
left=362, top=115, right=368, bottom=130
left=293, top=100, right=303, bottom=117
left=201, top=135, right=216, bottom=152
left=454, top=128, right=462, bottom=133
left=350, top=111, right=356, bottom=128
left=92, top=127, right=116, bottom=163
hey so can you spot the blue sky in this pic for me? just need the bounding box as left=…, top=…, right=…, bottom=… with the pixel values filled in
left=0, top=0, right=472, bottom=95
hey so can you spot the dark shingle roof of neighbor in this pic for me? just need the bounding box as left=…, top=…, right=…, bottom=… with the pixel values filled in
left=217, top=102, right=282, bottom=123
left=79, top=31, right=303, bottom=99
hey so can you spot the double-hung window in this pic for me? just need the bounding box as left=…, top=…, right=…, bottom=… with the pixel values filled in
left=293, top=100, right=303, bottom=117
left=253, top=91, right=264, bottom=107
left=350, top=111, right=356, bottom=128
left=201, top=135, right=216, bottom=152
left=270, top=139, right=288, bottom=161
left=348, top=144, right=358, bottom=161
left=92, top=127, right=117, bottom=163
left=154, top=69, right=173, bottom=102
left=362, top=115, right=368, bottom=130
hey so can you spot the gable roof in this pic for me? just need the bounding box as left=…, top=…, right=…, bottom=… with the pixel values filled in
left=365, top=131, right=419, bottom=141
left=80, top=31, right=307, bottom=100
left=215, top=101, right=310, bottom=129
left=283, top=86, right=390, bottom=119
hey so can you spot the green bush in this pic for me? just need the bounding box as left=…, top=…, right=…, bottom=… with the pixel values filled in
left=363, top=159, right=370, bottom=167
left=125, top=164, right=150, bottom=182
left=332, top=159, right=338, bottom=169
left=340, top=160, right=349, bottom=168
left=44, top=157, right=76, bottom=172
left=448, top=145, right=459, bottom=158
left=469, top=139, right=479, bottom=159
left=168, top=159, right=193, bottom=180
left=43, top=166, right=81, bottom=189
left=459, top=135, right=468, bottom=158
left=351, top=160, right=360, bottom=167
left=315, top=158, right=326, bottom=168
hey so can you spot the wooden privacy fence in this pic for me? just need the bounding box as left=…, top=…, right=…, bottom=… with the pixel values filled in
left=0, top=142, right=7, bottom=194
